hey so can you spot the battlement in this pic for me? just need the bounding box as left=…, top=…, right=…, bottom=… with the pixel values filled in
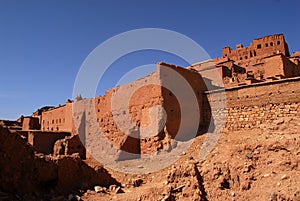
left=220, top=34, right=290, bottom=62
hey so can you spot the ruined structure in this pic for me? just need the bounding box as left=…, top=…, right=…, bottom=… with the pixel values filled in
left=1, top=33, right=300, bottom=161
left=190, top=34, right=300, bottom=87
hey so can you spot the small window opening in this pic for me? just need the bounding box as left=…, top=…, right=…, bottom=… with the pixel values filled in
left=265, top=43, right=268, bottom=47
left=257, top=44, right=262, bottom=49
left=277, top=41, right=280, bottom=45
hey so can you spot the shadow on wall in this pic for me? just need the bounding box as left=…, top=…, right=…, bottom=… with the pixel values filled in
left=0, top=125, right=120, bottom=197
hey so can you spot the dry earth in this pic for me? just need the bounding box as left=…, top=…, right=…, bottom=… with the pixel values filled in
left=80, top=118, right=300, bottom=201
left=0, top=117, right=299, bottom=201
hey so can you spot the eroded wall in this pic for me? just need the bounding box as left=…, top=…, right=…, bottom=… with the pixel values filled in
left=22, top=117, right=40, bottom=130
left=219, top=34, right=289, bottom=63
left=28, top=131, right=70, bottom=154
left=41, top=101, right=73, bottom=132
left=204, top=77, right=300, bottom=132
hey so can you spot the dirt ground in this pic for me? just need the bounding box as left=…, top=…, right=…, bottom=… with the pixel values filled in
left=0, top=117, right=299, bottom=201
left=80, top=119, right=300, bottom=201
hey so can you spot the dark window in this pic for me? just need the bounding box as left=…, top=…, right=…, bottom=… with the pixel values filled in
left=250, top=52, right=253, bottom=57
left=240, top=57, right=243, bottom=60
left=265, top=43, right=268, bottom=47
left=257, top=44, right=262, bottom=49
left=98, top=109, right=100, bottom=112
left=169, top=92, right=172, bottom=96
left=277, top=41, right=280, bottom=45
left=270, top=42, right=274, bottom=46
left=245, top=56, right=248, bottom=59
left=253, top=51, right=256, bottom=56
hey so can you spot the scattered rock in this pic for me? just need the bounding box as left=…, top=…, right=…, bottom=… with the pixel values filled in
left=132, top=178, right=143, bottom=187
left=172, top=185, right=185, bottom=192
left=94, top=186, right=106, bottom=193
left=246, top=154, right=253, bottom=159
left=281, top=174, right=288, bottom=180
left=109, top=185, right=124, bottom=194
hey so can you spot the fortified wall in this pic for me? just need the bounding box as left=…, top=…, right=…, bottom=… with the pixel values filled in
left=39, top=63, right=207, bottom=159
left=9, top=33, right=300, bottom=160
left=204, top=76, right=300, bottom=132
left=219, top=34, right=290, bottom=62
left=190, top=34, right=300, bottom=88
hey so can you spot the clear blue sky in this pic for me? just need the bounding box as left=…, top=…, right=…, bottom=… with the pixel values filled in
left=1, top=0, right=300, bottom=120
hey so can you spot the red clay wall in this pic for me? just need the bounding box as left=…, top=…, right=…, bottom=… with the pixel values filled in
left=94, top=72, right=163, bottom=156
left=204, top=77, right=300, bottom=132
left=22, top=117, right=40, bottom=130
left=72, top=63, right=208, bottom=156
left=41, top=101, right=73, bottom=132
left=220, top=34, right=289, bottom=62
left=28, top=131, right=70, bottom=154
left=158, top=62, right=207, bottom=136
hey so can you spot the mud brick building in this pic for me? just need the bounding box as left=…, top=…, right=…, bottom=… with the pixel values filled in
left=189, top=34, right=300, bottom=88
left=7, top=33, right=300, bottom=159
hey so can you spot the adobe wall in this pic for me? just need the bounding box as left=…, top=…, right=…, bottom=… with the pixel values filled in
left=0, top=126, right=119, bottom=195
left=219, top=34, right=289, bottom=63
left=94, top=72, right=163, bottom=156
left=22, top=117, right=40, bottom=130
left=53, top=135, right=86, bottom=159
left=158, top=62, right=207, bottom=136
left=71, top=63, right=208, bottom=158
left=28, top=131, right=70, bottom=154
left=41, top=101, right=73, bottom=132
left=204, top=77, right=300, bottom=132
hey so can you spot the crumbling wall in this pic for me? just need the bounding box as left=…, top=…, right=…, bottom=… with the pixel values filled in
left=0, top=126, right=38, bottom=194
left=93, top=72, right=162, bottom=157
left=53, top=135, right=86, bottom=159
left=204, top=77, right=300, bottom=132
left=41, top=100, right=73, bottom=132
left=158, top=62, right=207, bottom=137
left=0, top=126, right=119, bottom=196
left=28, top=131, right=71, bottom=154
left=219, top=34, right=289, bottom=62
left=22, top=116, right=40, bottom=130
